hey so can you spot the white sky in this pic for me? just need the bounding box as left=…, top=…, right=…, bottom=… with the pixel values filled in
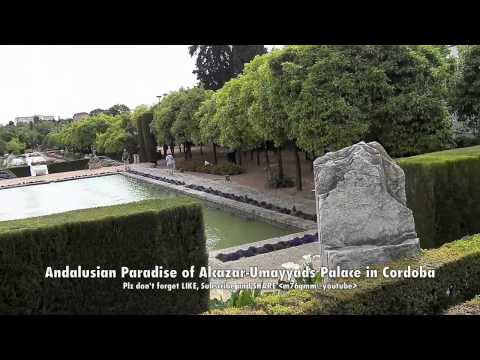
left=0, top=45, right=277, bottom=125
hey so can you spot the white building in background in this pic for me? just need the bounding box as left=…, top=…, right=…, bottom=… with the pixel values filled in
left=14, top=115, right=55, bottom=125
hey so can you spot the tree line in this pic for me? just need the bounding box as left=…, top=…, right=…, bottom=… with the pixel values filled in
left=4, top=45, right=480, bottom=192
left=150, top=45, right=460, bottom=190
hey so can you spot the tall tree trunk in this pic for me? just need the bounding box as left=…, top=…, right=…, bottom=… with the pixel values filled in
left=213, top=143, right=218, bottom=165
left=184, top=142, right=188, bottom=160
left=188, top=142, right=193, bottom=160
left=277, top=146, right=284, bottom=179
left=200, top=143, right=203, bottom=155
left=238, top=150, right=242, bottom=166
left=265, top=146, right=270, bottom=167
left=294, top=146, right=303, bottom=191
left=169, top=143, right=175, bottom=155
left=250, top=150, right=254, bottom=161
left=256, top=149, right=260, bottom=166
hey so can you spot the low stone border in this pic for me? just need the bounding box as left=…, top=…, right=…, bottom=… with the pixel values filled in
left=0, top=171, right=120, bottom=190
left=184, top=184, right=317, bottom=221
left=214, top=232, right=318, bottom=262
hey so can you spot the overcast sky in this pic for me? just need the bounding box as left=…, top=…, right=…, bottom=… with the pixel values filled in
left=0, top=45, right=277, bottom=125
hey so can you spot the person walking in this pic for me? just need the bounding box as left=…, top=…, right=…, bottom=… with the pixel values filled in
left=165, top=153, right=175, bottom=175
left=122, top=149, right=130, bottom=171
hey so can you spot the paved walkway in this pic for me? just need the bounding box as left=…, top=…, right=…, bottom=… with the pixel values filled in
left=0, top=166, right=124, bottom=189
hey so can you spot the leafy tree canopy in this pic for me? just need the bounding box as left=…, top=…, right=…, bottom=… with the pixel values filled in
left=189, top=45, right=267, bottom=90
left=452, top=45, right=480, bottom=135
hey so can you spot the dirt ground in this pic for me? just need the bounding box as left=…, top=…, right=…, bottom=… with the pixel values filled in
left=169, top=144, right=316, bottom=201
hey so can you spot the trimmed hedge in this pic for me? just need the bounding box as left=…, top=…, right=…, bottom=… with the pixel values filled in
left=8, top=165, right=31, bottom=178
left=47, top=158, right=90, bottom=174
left=397, top=145, right=480, bottom=248
left=209, top=234, right=480, bottom=315
left=0, top=198, right=209, bottom=315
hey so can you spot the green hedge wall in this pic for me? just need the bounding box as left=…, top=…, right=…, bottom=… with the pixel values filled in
left=47, top=158, right=90, bottom=174
left=8, top=165, right=31, bottom=178
left=397, top=145, right=480, bottom=249
left=0, top=198, right=209, bottom=314
left=210, top=234, right=480, bottom=315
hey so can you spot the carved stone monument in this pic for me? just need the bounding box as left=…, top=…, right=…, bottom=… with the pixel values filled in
left=313, top=141, right=420, bottom=269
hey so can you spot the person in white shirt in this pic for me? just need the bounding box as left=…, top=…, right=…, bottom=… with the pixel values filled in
left=165, top=154, right=175, bottom=175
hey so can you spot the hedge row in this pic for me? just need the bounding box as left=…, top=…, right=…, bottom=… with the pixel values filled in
left=47, top=158, right=90, bottom=174
left=8, top=165, right=30, bottom=178
left=0, top=198, right=209, bottom=315
left=397, top=145, right=480, bottom=249
left=209, top=234, right=480, bottom=315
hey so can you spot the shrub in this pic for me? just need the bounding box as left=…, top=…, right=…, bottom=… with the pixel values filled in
left=210, top=162, right=243, bottom=175
left=209, top=234, right=480, bottom=315
left=455, top=136, right=480, bottom=148
left=397, top=145, right=480, bottom=248
left=267, top=173, right=295, bottom=189
left=0, top=198, right=209, bottom=314
left=47, top=158, right=90, bottom=174
left=178, top=160, right=243, bottom=176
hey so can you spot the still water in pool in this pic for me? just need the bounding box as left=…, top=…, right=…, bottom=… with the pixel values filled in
left=0, top=174, right=293, bottom=250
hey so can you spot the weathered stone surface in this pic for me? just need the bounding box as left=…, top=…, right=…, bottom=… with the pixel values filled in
left=314, top=141, right=420, bottom=268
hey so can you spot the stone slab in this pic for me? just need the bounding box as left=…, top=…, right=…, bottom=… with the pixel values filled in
left=321, top=238, right=421, bottom=269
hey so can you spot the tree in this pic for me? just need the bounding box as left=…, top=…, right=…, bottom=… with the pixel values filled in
left=286, top=46, right=383, bottom=156
left=189, top=45, right=233, bottom=90
left=215, top=76, right=263, bottom=166
left=133, top=105, right=157, bottom=162
left=189, top=45, right=267, bottom=90
left=152, top=88, right=209, bottom=160
left=171, top=87, right=209, bottom=160
left=89, top=108, right=106, bottom=116
left=6, top=137, right=26, bottom=154
left=96, top=117, right=136, bottom=156
left=272, top=45, right=454, bottom=158
left=365, top=45, right=454, bottom=156
left=232, top=45, right=267, bottom=76
left=152, top=90, right=184, bottom=154
left=107, top=104, right=131, bottom=116
left=452, top=45, right=480, bottom=136
left=0, top=138, right=6, bottom=155
left=194, top=91, right=219, bottom=163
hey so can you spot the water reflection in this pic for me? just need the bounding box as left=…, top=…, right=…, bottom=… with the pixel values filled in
left=0, top=175, right=292, bottom=250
